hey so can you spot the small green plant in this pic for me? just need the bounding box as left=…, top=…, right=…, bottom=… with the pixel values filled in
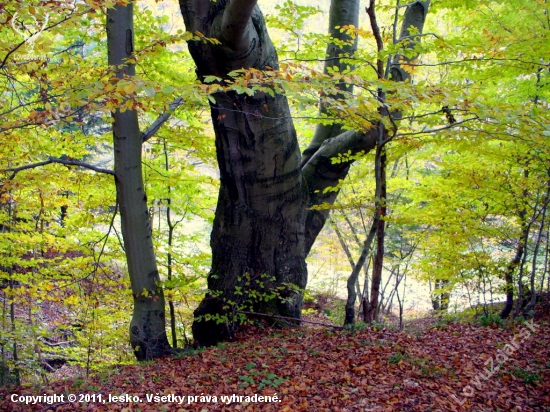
left=173, top=346, right=206, bottom=358
left=343, top=322, right=369, bottom=334
left=388, top=352, right=404, bottom=365
left=306, top=348, right=320, bottom=357
left=258, top=373, right=284, bottom=390
left=370, top=320, right=386, bottom=331
left=303, top=289, right=317, bottom=304
left=324, top=330, right=335, bottom=338
left=512, top=368, right=542, bottom=385
left=476, top=312, right=504, bottom=327
left=73, top=378, right=84, bottom=388
left=239, top=365, right=285, bottom=389
left=195, top=273, right=303, bottom=334
left=434, top=313, right=463, bottom=329
left=301, top=308, right=316, bottom=315
left=238, top=375, right=255, bottom=387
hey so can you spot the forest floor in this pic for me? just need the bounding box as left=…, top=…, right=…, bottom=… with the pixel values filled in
left=2, top=295, right=550, bottom=411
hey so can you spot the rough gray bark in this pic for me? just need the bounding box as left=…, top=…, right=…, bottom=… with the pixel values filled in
left=303, top=130, right=377, bottom=254
left=390, top=1, right=431, bottom=83
left=107, top=3, right=170, bottom=359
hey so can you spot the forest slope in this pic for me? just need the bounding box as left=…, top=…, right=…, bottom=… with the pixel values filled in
left=2, top=298, right=550, bottom=411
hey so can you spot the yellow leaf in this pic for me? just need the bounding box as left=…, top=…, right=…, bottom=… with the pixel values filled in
left=64, top=295, right=80, bottom=306
left=123, top=83, right=136, bottom=94
left=103, top=82, right=116, bottom=92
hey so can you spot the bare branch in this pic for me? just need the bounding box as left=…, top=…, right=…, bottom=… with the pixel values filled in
left=5, top=157, right=115, bottom=180
left=402, top=56, right=547, bottom=68
left=394, top=116, right=479, bottom=138
left=141, top=97, right=184, bottom=143
left=237, top=310, right=344, bottom=330
left=37, top=337, right=75, bottom=347
left=366, top=0, right=384, bottom=78
left=399, top=32, right=441, bottom=40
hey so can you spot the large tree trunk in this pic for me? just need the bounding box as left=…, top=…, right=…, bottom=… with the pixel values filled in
left=107, top=3, right=170, bottom=359
left=179, top=0, right=426, bottom=346
left=180, top=1, right=307, bottom=346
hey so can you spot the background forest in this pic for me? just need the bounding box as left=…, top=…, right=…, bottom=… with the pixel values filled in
left=0, top=0, right=549, bottom=395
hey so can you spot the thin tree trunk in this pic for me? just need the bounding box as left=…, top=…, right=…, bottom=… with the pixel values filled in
left=301, top=0, right=360, bottom=167
left=364, top=0, right=430, bottom=323
left=500, top=233, right=525, bottom=319
left=523, top=180, right=549, bottom=315
left=514, top=218, right=534, bottom=318
left=344, top=219, right=377, bottom=324
left=361, top=259, right=371, bottom=321
left=396, top=271, right=405, bottom=330
left=540, top=225, right=549, bottom=292
left=501, top=168, right=534, bottom=319
left=107, top=3, right=170, bottom=360
left=366, top=142, right=386, bottom=323
left=331, top=217, right=356, bottom=269
left=162, top=139, right=178, bottom=349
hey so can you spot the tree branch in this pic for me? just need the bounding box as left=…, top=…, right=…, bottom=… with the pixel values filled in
left=393, top=116, right=479, bottom=137
left=220, top=0, right=258, bottom=51
left=302, top=128, right=378, bottom=255
left=178, top=0, right=212, bottom=37
left=366, top=0, right=384, bottom=78
left=37, top=337, right=75, bottom=347
left=5, top=157, right=115, bottom=180
left=141, top=97, right=184, bottom=143
left=389, top=0, right=431, bottom=83
left=237, top=310, right=344, bottom=330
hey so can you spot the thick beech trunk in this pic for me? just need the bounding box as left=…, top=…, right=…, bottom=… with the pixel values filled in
left=179, top=0, right=428, bottom=346
left=107, top=4, right=170, bottom=359
left=181, top=2, right=307, bottom=345
left=192, top=89, right=307, bottom=345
